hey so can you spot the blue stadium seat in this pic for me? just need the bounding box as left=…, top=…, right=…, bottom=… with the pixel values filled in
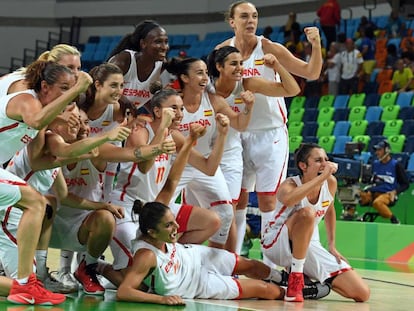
left=332, top=135, right=352, bottom=155
left=403, top=135, right=414, bottom=153
left=398, top=106, right=414, bottom=120
left=401, top=120, right=414, bottom=136
left=365, top=121, right=385, bottom=136
left=365, top=106, right=383, bottom=122
left=364, top=93, right=380, bottom=107
left=302, top=121, right=318, bottom=137
left=333, top=108, right=349, bottom=121
left=333, top=95, right=349, bottom=109
left=396, top=92, right=414, bottom=108
left=333, top=121, right=350, bottom=136
left=302, top=108, right=318, bottom=122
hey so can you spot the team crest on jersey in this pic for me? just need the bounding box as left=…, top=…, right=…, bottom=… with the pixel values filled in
left=80, top=168, right=90, bottom=175
left=203, top=110, right=213, bottom=117
left=322, top=200, right=330, bottom=207
left=101, top=120, right=111, bottom=126
left=254, top=58, right=265, bottom=65
left=234, top=98, right=243, bottom=104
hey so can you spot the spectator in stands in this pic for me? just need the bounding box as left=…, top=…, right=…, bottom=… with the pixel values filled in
left=324, top=42, right=341, bottom=95
left=357, top=27, right=376, bottom=82
left=391, top=59, right=413, bottom=92
left=285, top=29, right=305, bottom=59
left=263, top=26, right=273, bottom=40
left=356, top=16, right=377, bottom=39
left=385, top=9, right=405, bottom=38
left=359, top=140, right=409, bottom=224
left=401, top=37, right=414, bottom=63
left=385, top=44, right=400, bottom=69
left=317, top=0, right=341, bottom=50
left=282, top=12, right=301, bottom=43
left=338, top=38, right=363, bottom=95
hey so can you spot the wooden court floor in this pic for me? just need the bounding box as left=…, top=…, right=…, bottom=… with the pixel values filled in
left=0, top=267, right=413, bottom=311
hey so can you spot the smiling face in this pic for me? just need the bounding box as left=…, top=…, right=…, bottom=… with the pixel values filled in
left=150, top=209, right=179, bottom=243
left=229, top=2, right=258, bottom=37
left=40, top=72, right=76, bottom=106
left=181, top=60, right=209, bottom=93
left=95, top=73, right=124, bottom=105
left=57, top=54, right=82, bottom=78
left=77, top=109, right=91, bottom=140
left=218, top=51, right=243, bottom=81
left=141, top=27, right=169, bottom=61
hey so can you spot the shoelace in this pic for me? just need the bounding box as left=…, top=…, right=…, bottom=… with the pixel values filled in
left=85, top=264, right=100, bottom=283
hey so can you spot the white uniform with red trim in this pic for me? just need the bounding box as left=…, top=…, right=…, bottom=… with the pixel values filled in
left=0, top=89, right=40, bottom=229
left=109, top=123, right=174, bottom=269
left=0, top=71, right=25, bottom=96
left=0, top=146, right=59, bottom=277
left=220, top=80, right=243, bottom=202
left=122, top=49, right=163, bottom=109
left=261, top=175, right=351, bottom=283
left=88, top=104, right=121, bottom=202
left=0, top=90, right=39, bottom=165
left=132, top=240, right=240, bottom=299
left=49, top=160, right=104, bottom=252
left=230, top=35, right=289, bottom=194
left=173, top=91, right=233, bottom=245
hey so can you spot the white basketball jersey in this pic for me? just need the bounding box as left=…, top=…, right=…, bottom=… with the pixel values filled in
left=230, top=35, right=287, bottom=130
left=6, top=146, right=59, bottom=195
left=0, top=71, right=25, bottom=96
left=0, top=90, right=39, bottom=165
left=222, top=80, right=243, bottom=153
left=133, top=240, right=202, bottom=298
left=262, top=175, right=334, bottom=249
left=58, top=160, right=104, bottom=218
left=122, top=49, right=163, bottom=109
left=178, top=91, right=216, bottom=157
left=111, top=123, right=172, bottom=206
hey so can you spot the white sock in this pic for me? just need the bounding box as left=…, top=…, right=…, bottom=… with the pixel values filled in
left=265, top=268, right=282, bottom=283
left=235, top=209, right=247, bottom=254
left=35, top=249, right=48, bottom=280
left=17, top=276, right=29, bottom=285
left=60, top=249, right=74, bottom=273
left=291, top=257, right=305, bottom=273
left=84, top=253, right=99, bottom=266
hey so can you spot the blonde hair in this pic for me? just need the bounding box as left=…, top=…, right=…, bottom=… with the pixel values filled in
left=37, top=44, right=81, bottom=62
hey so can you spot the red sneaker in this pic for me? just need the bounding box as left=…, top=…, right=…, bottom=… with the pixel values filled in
left=74, top=260, right=104, bottom=295
left=7, top=273, right=66, bottom=305
left=284, top=272, right=305, bottom=302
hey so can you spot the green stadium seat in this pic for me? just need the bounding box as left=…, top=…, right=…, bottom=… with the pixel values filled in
left=289, top=96, right=306, bottom=110
left=318, top=135, right=336, bottom=153
left=348, top=93, right=366, bottom=108
left=380, top=105, right=400, bottom=121
left=288, top=121, right=304, bottom=136
left=348, top=106, right=367, bottom=121
left=349, top=120, right=368, bottom=137
left=288, top=108, right=305, bottom=122
left=353, top=135, right=371, bottom=151
left=379, top=92, right=398, bottom=108
left=382, top=119, right=403, bottom=137
left=316, top=121, right=335, bottom=137
left=317, top=107, right=335, bottom=123
left=318, top=94, right=335, bottom=109
left=388, top=134, right=406, bottom=152
left=289, top=135, right=303, bottom=153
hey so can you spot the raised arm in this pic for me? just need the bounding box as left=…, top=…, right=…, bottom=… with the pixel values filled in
left=156, top=124, right=206, bottom=205
left=210, top=92, right=253, bottom=132
left=183, top=113, right=229, bottom=176
left=262, top=27, right=322, bottom=80
left=10, top=72, right=92, bottom=129
left=244, top=53, right=301, bottom=97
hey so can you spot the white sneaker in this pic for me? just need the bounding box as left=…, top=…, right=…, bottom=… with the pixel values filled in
left=43, top=274, right=77, bottom=294
left=51, top=270, right=79, bottom=293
